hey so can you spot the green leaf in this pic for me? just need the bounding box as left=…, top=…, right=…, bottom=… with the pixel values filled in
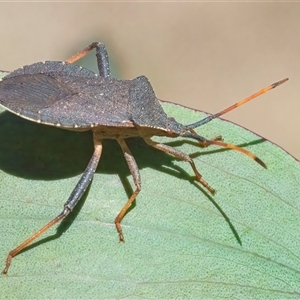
left=0, top=71, right=300, bottom=298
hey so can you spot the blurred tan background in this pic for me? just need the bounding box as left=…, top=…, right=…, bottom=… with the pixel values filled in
left=0, top=3, right=299, bottom=159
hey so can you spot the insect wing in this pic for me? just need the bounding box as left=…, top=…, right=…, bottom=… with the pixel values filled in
left=0, top=63, right=133, bottom=128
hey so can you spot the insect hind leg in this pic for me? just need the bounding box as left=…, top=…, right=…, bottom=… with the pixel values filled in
left=144, top=138, right=216, bottom=195
left=116, top=138, right=141, bottom=242
left=65, top=42, right=111, bottom=78
left=2, top=142, right=103, bottom=274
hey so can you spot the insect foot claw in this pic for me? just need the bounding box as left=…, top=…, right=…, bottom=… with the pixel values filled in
left=196, top=175, right=216, bottom=195
left=2, top=255, right=12, bottom=275
left=208, top=186, right=216, bottom=195
left=119, top=233, right=125, bottom=243
left=2, top=266, right=9, bottom=275
left=115, top=222, right=125, bottom=242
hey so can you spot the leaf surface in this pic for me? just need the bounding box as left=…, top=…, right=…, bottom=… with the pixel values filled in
left=0, top=71, right=299, bottom=298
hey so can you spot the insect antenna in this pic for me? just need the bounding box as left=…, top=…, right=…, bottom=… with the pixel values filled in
left=181, top=78, right=289, bottom=168
left=185, top=78, right=288, bottom=130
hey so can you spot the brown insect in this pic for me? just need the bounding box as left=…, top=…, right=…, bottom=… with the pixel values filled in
left=0, top=42, right=288, bottom=274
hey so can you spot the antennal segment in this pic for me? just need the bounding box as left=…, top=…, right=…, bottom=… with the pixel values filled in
left=185, top=78, right=288, bottom=130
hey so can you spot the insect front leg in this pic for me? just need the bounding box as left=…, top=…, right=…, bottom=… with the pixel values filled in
left=65, top=42, right=111, bottom=78
left=189, top=129, right=223, bottom=148
left=144, top=138, right=216, bottom=195
left=115, top=138, right=141, bottom=242
left=2, top=142, right=103, bottom=275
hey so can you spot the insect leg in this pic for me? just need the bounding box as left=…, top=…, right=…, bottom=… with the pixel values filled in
left=189, top=129, right=223, bottom=148
left=2, top=142, right=103, bottom=275
left=65, top=42, right=111, bottom=78
left=115, top=138, right=141, bottom=242
left=144, top=138, right=216, bottom=195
